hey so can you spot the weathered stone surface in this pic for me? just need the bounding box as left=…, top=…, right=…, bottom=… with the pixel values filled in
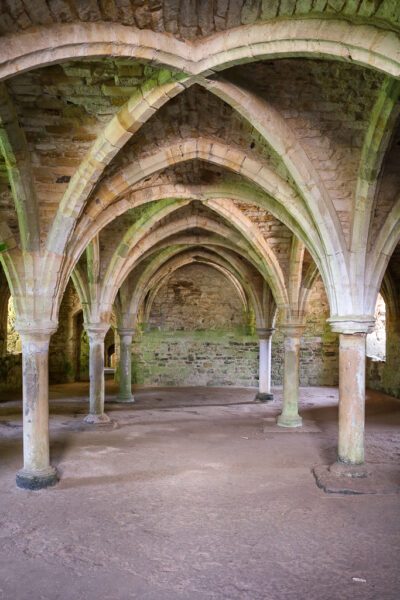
left=128, top=264, right=338, bottom=388
left=313, top=463, right=400, bottom=495
left=1, top=0, right=399, bottom=38
left=0, top=1, right=399, bottom=500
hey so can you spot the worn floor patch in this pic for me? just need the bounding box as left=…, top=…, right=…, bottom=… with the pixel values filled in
left=313, top=463, right=400, bottom=495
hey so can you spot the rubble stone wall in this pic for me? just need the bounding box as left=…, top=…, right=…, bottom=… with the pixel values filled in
left=132, top=264, right=339, bottom=388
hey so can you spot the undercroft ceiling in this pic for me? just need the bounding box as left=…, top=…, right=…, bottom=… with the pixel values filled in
left=1, top=0, right=400, bottom=38
left=0, top=2, right=399, bottom=327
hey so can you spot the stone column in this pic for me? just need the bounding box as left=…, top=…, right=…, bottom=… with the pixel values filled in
left=117, top=328, right=135, bottom=402
left=337, top=333, right=366, bottom=464
left=277, top=324, right=305, bottom=428
left=329, top=316, right=374, bottom=470
left=16, top=325, right=58, bottom=490
left=84, top=323, right=110, bottom=424
left=255, top=328, right=274, bottom=402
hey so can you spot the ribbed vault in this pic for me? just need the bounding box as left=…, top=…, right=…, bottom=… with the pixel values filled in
left=1, top=3, right=400, bottom=489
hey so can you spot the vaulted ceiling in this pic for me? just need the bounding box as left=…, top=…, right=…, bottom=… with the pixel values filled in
left=0, top=2, right=399, bottom=328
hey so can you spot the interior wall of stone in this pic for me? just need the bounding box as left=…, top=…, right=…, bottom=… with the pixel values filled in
left=48, top=280, right=115, bottom=384
left=0, top=277, right=21, bottom=393
left=132, top=264, right=339, bottom=388
left=49, top=281, right=82, bottom=384
left=104, top=328, right=116, bottom=369
left=367, top=317, right=400, bottom=400
left=2, top=262, right=395, bottom=397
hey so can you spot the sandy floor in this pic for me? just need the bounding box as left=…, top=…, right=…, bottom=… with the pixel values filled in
left=0, top=383, right=399, bottom=600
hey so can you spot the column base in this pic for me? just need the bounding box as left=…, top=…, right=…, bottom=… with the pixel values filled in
left=255, top=392, right=274, bottom=403
left=116, top=394, right=135, bottom=403
left=276, top=414, right=302, bottom=428
left=330, top=459, right=369, bottom=479
left=16, top=466, right=59, bottom=490
left=313, top=462, right=400, bottom=495
left=84, top=413, right=111, bottom=424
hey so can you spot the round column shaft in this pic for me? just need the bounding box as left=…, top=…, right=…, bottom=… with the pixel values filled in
left=338, top=333, right=366, bottom=465
left=277, top=325, right=304, bottom=428
left=84, top=324, right=110, bottom=424
left=16, top=327, right=58, bottom=490
left=256, top=328, right=274, bottom=402
left=117, top=328, right=135, bottom=402
left=328, top=315, right=375, bottom=473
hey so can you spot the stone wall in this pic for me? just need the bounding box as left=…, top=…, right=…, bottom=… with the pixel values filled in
left=0, top=296, right=23, bottom=394
left=49, top=281, right=82, bottom=383
left=148, top=263, right=246, bottom=331
left=0, top=265, right=340, bottom=393
left=0, top=353, right=22, bottom=393
left=132, top=329, right=259, bottom=387
left=366, top=319, right=400, bottom=400
left=132, top=264, right=339, bottom=388
left=48, top=281, right=115, bottom=383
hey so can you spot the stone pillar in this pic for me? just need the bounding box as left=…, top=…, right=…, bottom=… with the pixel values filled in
left=329, top=316, right=374, bottom=470
left=277, top=324, right=305, bottom=428
left=16, top=325, right=59, bottom=490
left=337, top=333, right=366, bottom=464
left=84, top=323, right=110, bottom=424
left=255, top=328, right=274, bottom=402
left=117, top=328, right=135, bottom=402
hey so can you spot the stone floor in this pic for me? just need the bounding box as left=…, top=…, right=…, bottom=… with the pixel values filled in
left=0, top=383, right=400, bottom=600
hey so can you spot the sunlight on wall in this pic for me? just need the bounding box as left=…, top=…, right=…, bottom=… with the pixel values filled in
left=6, top=297, right=21, bottom=354
left=367, top=294, right=386, bottom=361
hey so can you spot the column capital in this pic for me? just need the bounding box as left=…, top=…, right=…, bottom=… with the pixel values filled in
left=84, top=322, right=110, bottom=342
left=117, top=327, right=136, bottom=338
left=15, top=319, right=58, bottom=350
left=256, top=327, right=274, bottom=339
left=328, top=315, right=375, bottom=335
left=15, top=319, right=58, bottom=337
left=279, top=323, right=306, bottom=337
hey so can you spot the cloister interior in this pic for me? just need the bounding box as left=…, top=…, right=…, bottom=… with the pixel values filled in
left=0, top=1, right=400, bottom=599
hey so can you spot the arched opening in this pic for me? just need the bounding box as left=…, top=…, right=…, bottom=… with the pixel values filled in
left=366, top=293, right=387, bottom=394
left=107, top=343, right=116, bottom=368
left=104, top=328, right=116, bottom=378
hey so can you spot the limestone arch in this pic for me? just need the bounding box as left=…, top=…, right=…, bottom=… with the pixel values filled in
left=1, top=20, right=399, bottom=82
left=365, top=196, right=400, bottom=315
left=90, top=138, right=347, bottom=313
left=100, top=204, right=288, bottom=313
left=142, top=256, right=249, bottom=324
left=68, top=182, right=321, bottom=287
left=125, top=247, right=263, bottom=325
left=350, top=79, right=400, bottom=313
left=101, top=216, right=289, bottom=318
